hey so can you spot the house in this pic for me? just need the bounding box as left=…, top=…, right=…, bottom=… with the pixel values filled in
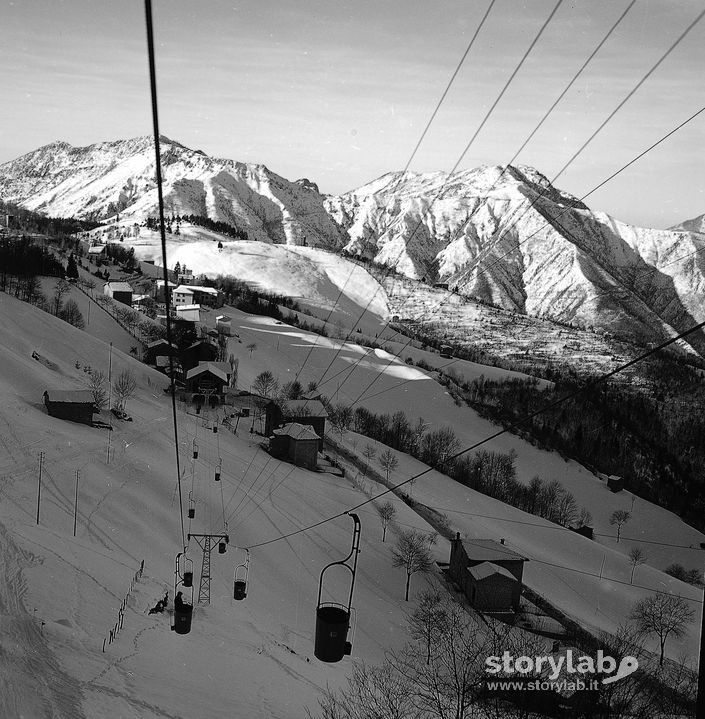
left=215, top=315, right=232, bottom=336
left=269, top=422, right=320, bottom=470
left=434, top=282, right=449, bottom=290
left=43, top=390, right=96, bottom=425
left=607, top=475, right=624, bottom=492
left=173, top=285, right=222, bottom=308
left=570, top=525, right=594, bottom=540
left=448, top=535, right=526, bottom=612
left=176, top=304, right=201, bottom=323
left=144, top=339, right=177, bottom=365
left=264, top=399, right=328, bottom=449
left=439, top=344, right=453, bottom=359
left=185, top=362, right=230, bottom=403
left=180, top=340, right=218, bottom=373
left=87, top=245, right=107, bottom=262
left=104, top=281, right=133, bottom=306
left=154, top=279, right=177, bottom=303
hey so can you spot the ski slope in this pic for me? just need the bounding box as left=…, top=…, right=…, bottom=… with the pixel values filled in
left=0, top=291, right=702, bottom=718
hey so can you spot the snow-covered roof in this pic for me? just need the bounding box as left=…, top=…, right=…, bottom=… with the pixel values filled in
left=88, top=245, right=106, bottom=254
left=176, top=304, right=201, bottom=311
left=174, top=285, right=219, bottom=296
left=43, top=389, right=95, bottom=405
left=468, top=561, right=516, bottom=582
left=198, top=360, right=231, bottom=375
left=273, top=422, right=320, bottom=441
left=156, top=279, right=177, bottom=287
left=105, top=281, right=133, bottom=293
left=460, top=538, right=526, bottom=562
left=215, top=315, right=231, bottom=323
left=185, top=364, right=228, bottom=383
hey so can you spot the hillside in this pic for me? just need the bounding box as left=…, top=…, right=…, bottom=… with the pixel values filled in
left=0, top=288, right=702, bottom=717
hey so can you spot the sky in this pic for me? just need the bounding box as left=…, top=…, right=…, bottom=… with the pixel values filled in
left=1, top=0, right=704, bottom=229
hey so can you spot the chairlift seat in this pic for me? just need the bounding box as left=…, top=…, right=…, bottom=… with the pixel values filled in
left=314, top=603, right=350, bottom=663
left=173, top=603, right=193, bottom=634
left=234, top=580, right=247, bottom=600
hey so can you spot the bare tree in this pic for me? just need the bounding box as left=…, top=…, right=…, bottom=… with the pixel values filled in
left=628, top=547, right=647, bottom=584
left=53, top=278, right=72, bottom=315
left=329, top=403, right=353, bottom=440
left=610, top=509, right=631, bottom=542
left=246, top=342, right=257, bottom=356
left=378, top=448, right=399, bottom=482
left=378, top=501, right=396, bottom=542
left=88, top=369, right=108, bottom=409
left=228, top=355, right=239, bottom=388
left=577, top=507, right=593, bottom=527
left=391, top=530, right=433, bottom=601
left=630, top=592, right=694, bottom=665
left=362, top=444, right=376, bottom=471
left=309, top=661, right=422, bottom=719
left=59, top=299, right=86, bottom=329
left=252, top=370, right=278, bottom=400
left=113, top=369, right=137, bottom=412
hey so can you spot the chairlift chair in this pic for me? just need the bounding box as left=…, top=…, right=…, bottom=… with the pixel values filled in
left=172, top=552, right=195, bottom=634
left=188, top=491, right=195, bottom=519
left=233, top=548, right=250, bottom=600
left=314, top=513, right=361, bottom=663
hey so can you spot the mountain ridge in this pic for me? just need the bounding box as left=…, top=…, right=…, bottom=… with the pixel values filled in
left=1, top=136, right=704, bottom=353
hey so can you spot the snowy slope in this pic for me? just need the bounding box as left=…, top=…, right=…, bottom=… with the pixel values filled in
left=0, top=290, right=702, bottom=718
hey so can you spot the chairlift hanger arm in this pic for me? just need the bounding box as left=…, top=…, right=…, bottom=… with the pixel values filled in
left=316, top=514, right=361, bottom=610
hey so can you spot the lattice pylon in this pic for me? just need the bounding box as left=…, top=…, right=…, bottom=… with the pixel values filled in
left=198, top=536, right=212, bottom=604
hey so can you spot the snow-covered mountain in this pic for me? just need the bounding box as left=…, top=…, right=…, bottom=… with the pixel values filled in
left=0, top=136, right=347, bottom=249
left=671, top=212, right=705, bottom=235
left=2, top=138, right=705, bottom=352
left=327, top=166, right=705, bottom=353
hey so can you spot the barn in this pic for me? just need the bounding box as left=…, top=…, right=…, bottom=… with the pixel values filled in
left=43, top=390, right=96, bottom=425
left=104, top=281, right=133, bottom=306
left=269, top=423, right=320, bottom=470
left=465, top=562, right=518, bottom=613
left=448, top=535, right=526, bottom=612
left=264, top=399, right=328, bottom=449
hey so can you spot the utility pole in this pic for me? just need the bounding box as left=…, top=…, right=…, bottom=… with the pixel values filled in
left=106, top=342, right=113, bottom=464
left=36, top=451, right=44, bottom=525
left=73, top=469, right=80, bottom=537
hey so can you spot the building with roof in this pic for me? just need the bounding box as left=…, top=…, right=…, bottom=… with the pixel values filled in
left=175, top=304, right=201, bottom=323
left=154, top=279, right=177, bottom=303
left=173, top=285, right=222, bottom=308
left=184, top=361, right=233, bottom=403
left=43, top=390, right=96, bottom=425
left=448, top=535, right=526, bottom=612
left=104, top=281, right=133, bottom=306
left=269, top=422, right=320, bottom=470
left=607, top=475, right=624, bottom=492
left=180, top=340, right=218, bottom=373
left=87, top=245, right=107, bottom=262
left=215, top=314, right=232, bottom=336
left=264, top=399, right=328, bottom=449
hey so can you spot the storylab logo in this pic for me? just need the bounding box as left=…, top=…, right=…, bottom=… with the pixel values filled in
left=485, top=650, right=639, bottom=692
